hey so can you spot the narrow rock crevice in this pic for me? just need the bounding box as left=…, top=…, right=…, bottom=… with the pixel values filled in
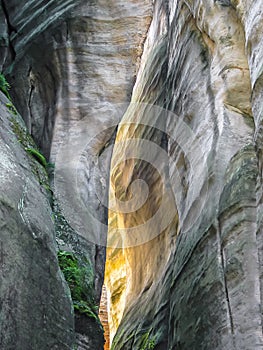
left=28, top=68, right=35, bottom=135
left=1, top=1, right=263, bottom=349
left=217, top=219, right=237, bottom=348
left=99, top=285, right=110, bottom=350
left=41, top=63, right=57, bottom=154
left=66, top=20, right=70, bottom=42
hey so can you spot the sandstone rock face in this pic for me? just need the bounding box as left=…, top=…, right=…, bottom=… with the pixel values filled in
left=1, top=0, right=263, bottom=349
left=0, top=92, right=74, bottom=349
left=105, top=0, right=263, bottom=349
left=0, top=0, right=152, bottom=349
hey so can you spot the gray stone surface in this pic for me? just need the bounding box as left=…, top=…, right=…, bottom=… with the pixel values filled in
left=0, top=92, right=74, bottom=349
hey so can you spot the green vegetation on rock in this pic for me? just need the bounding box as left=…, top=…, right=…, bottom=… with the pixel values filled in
left=0, top=73, right=11, bottom=100
left=57, top=250, right=100, bottom=322
left=10, top=115, right=51, bottom=196
left=140, top=331, right=156, bottom=350
left=6, top=102, right=17, bottom=115
left=10, top=116, right=35, bottom=149
left=111, top=328, right=156, bottom=350
left=9, top=112, right=49, bottom=171
left=25, top=147, right=47, bottom=168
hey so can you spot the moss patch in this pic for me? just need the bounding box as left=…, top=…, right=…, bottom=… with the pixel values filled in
left=57, top=250, right=100, bottom=323
left=11, top=119, right=48, bottom=169
left=9, top=115, right=52, bottom=197
left=112, top=328, right=156, bottom=350
left=140, top=331, right=156, bottom=350
left=0, top=73, right=11, bottom=100
left=25, top=147, right=47, bottom=168
left=10, top=116, right=35, bottom=149
left=9, top=114, right=49, bottom=170
left=6, top=102, right=17, bottom=115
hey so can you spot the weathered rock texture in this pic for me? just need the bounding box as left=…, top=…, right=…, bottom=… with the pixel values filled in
left=0, top=0, right=152, bottom=349
left=1, top=0, right=263, bottom=349
left=0, top=92, right=74, bottom=349
left=105, top=0, right=263, bottom=349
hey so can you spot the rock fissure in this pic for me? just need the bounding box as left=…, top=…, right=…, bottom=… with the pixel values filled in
left=27, top=69, right=34, bottom=135
left=217, top=218, right=236, bottom=343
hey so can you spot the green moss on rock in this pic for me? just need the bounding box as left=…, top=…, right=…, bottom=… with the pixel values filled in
left=140, top=331, right=156, bottom=350
left=25, top=147, right=47, bottom=168
left=10, top=116, right=35, bottom=149
left=0, top=73, right=11, bottom=100
left=9, top=115, right=51, bottom=197
left=57, top=250, right=100, bottom=324
left=6, top=102, right=17, bottom=115
left=111, top=328, right=156, bottom=350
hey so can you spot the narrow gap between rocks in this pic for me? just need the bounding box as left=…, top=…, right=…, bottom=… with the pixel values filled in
left=99, top=285, right=110, bottom=350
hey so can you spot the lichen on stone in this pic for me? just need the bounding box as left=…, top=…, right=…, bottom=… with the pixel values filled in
left=9, top=113, right=51, bottom=195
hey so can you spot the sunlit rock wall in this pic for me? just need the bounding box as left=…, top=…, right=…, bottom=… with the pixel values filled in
left=105, top=0, right=263, bottom=349
left=0, top=0, right=152, bottom=348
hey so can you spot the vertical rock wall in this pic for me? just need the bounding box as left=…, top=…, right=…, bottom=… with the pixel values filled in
left=105, top=0, right=263, bottom=349
left=1, top=0, right=263, bottom=349
left=0, top=92, right=74, bottom=349
left=0, top=0, right=152, bottom=349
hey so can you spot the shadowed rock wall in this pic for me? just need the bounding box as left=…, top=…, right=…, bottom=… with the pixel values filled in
left=0, top=0, right=152, bottom=349
left=0, top=92, right=74, bottom=349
